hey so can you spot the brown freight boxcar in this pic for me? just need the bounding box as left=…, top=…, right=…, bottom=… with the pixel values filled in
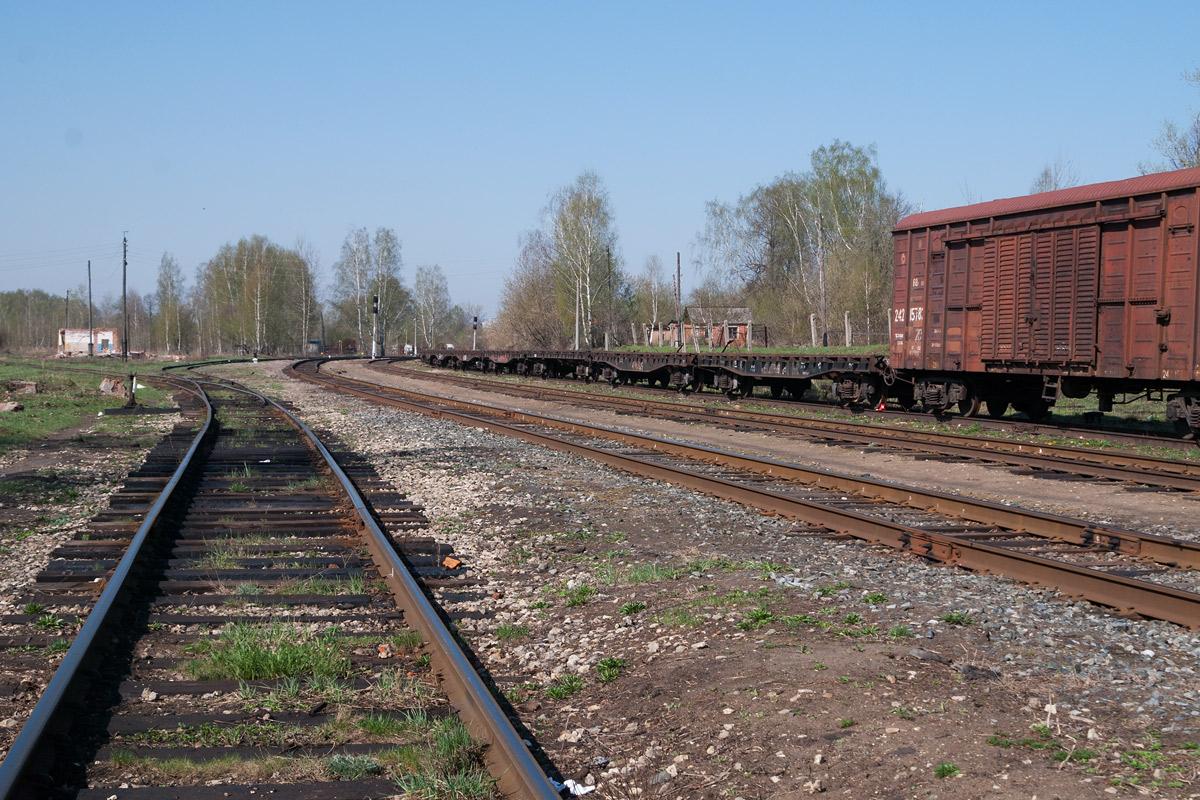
left=891, top=165, right=1200, bottom=429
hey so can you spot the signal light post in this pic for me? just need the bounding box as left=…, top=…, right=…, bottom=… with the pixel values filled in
left=370, top=295, right=379, bottom=359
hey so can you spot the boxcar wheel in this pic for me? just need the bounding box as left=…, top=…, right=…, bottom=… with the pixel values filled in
left=958, top=397, right=981, bottom=417
left=770, top=384, right=784, bottom=399
left=985, top=399, right=1009, bottom=419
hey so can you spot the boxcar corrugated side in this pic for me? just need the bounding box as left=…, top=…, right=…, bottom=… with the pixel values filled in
left=892, top=166, right=1200, bottom=421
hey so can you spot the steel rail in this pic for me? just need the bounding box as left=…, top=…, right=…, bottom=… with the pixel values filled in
left=289, top=359, right=1200, bottom=628
left=382, top=361, right=1200, bottom=491
left=320, top=362, right=1200, bottom=570
left=188, top=377, right=560, bottom=799
left=0, top=379, right=214, bottom=797
left=406, top=354, right=1196, bottom=450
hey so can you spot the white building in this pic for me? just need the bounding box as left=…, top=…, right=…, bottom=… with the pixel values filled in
left=57, top=328, right=120, bottom=356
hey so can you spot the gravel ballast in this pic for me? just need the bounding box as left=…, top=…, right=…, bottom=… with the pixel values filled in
left=216, top=361, right=1200, bottom=799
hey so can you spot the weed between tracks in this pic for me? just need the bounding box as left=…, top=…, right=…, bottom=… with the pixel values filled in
left=112, top=716, right=492, bottom=795
left=186, top=623, right=351, bottom=681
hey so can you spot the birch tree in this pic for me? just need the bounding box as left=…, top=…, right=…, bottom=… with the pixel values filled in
left=549, top=172, right=621, bottom=349
left=371, top=227, right=402, bottom=353
left=413, top=264, right=451, bottom=348
left=154, top=252, right=185, bottom=354
left=695, top=141, right=904, bottom=345
left=333, top=228, right=373, bottom=347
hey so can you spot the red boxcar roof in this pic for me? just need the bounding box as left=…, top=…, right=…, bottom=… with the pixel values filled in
left=895, top=165, right=1200, bottom=231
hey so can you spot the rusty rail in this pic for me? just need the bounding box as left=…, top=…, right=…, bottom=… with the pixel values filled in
left=291, top=359, right=1200, bottom=629
left=0, top=378, right=214, bottom=797
left=0, top=374, right=558, bottom=799
left=380, top=360, right=1200, bottom=491
left=194, top=378, right=560, bottom=799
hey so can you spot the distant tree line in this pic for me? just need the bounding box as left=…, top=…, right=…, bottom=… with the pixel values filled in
left=0, top=229, right=481, bottom=356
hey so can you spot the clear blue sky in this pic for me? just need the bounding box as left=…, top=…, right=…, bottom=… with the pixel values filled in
left=2, top=1, right=1198, bottom=315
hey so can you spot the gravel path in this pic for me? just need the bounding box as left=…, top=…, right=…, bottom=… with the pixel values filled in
left=217, top=361, right=1200, bottom=799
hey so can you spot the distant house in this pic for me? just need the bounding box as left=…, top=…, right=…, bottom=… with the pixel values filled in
left=646, top=307, right=753, bottom=348
left=58, top=328, right=119, bottom=356
left=684, top=306, right=752, bottom=347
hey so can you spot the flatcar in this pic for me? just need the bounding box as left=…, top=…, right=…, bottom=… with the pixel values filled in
left=422, top=348, right=890, bottom=405
left=891, top=165, right=1200, bottom=428
left=424, top=166, right=1200, bottom=435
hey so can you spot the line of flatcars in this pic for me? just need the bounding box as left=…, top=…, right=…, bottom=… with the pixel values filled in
left=426, top=166, right=1200, bottom=436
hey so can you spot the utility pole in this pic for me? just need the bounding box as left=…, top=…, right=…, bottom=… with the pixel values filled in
left=64, top=290, right=69, bottom=332
left=87, top=260, right=94, bottom=356
left=122, top=233, right=129, bottom=361
left=674, top=252, right=683, bottom=348
left=370, top=294, right=379, bottom=359
left=472, top=315, right=478, bottom=350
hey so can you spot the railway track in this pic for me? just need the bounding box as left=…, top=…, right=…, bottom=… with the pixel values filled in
left=290, top=358, right=1200, bottom=629
left=416, top=355, right=1197, bottom=452
left=0, top=377, right=557, bottom=799
left=374, top=361, right=1200, bottom=492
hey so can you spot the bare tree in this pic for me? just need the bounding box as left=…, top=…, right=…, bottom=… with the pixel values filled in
left=372, top=228, right=402, bottom=353
left=1144, top=69, right=1200, bottom=172
left=155, top=252, right=185, bottom=354
left=548, top=172, right=621, bottom=349
left=294, top=237, right=320, bottom=352
left=413, top=264, right=451, bottom=348
left=332, top=228, right=372, bottom=347
left=1030, top=158, right=1079, bottom=193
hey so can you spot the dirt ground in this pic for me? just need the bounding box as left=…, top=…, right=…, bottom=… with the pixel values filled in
left=199, top=360, right=1200, bottom=799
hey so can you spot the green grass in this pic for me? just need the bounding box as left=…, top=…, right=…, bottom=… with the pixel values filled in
left=609, top=344, right=879, bottom=356
left=941, top=611, right=973, bottom=626
left=279, top=574, right=367, bottom=596
left=619, top=600, right=647, bottom=615
left=327, top=753, right=383, bottom=779
left=495, top=623, right=530, bottom=642
left=561, top=584, right=596, bottom=607
left=737, top=607, right=776, bottom=631
left=626, top=562, right=684, bottom=583
left=595, top=657, right=626, bottom=683
left=934, top=762, right=960, bottom=779
left=863, top=592, right=888, bottom=604
left=0, top=366, right=115, bottom=454
left=656, top=607, right=702, bottom=627
left=816, top=581, right=851, bottom=598
left=358, top=712, right=430, bottom=737
left=545, top=674, right=584, bottom=700
left=888, top=624, right=914, bottom=638
left=33, top=614, right=66, bottom=630
left=186, top=623, right=350, bottom=681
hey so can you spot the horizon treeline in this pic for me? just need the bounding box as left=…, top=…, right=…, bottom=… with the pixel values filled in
left=0, top=231, right=482, bottom=356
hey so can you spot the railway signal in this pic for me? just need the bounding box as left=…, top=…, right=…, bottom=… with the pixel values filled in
left=371, top=294, right=379, bottom=359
